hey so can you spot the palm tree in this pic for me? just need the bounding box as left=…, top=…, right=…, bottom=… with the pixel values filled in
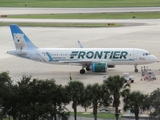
left=103, top=75, right=130, bottom=120
left=65, top=81, right=85, bottom=120
left=123, top=91, right=148, bottom=120
left=52, top=84, right=70, bottom=120
left=81, top=92, right=91, bottom=112
left=0, top=72, right=17, bottom=120
left=0, top=72, right=12, bottom=102
left=0, top=72, right=12, bottom=100
left=85, top=83, right=110, bottom=120
left=147, top=88, right=160, bottom=120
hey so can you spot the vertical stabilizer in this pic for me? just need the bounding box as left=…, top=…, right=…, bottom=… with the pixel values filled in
left=10, top=24, right=37, bottom=50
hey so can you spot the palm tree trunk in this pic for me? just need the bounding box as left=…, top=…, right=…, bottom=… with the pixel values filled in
left=115, top=106, right=119, bottom=120
left=54, top=115, right=57, bottom=120
left=93, top=103, right=97, bottom=120
left=135, top=112, right=139, bottom=120
left=54, top=104, right=57, bottom=120
left=74, top=102, right=77, bottom=120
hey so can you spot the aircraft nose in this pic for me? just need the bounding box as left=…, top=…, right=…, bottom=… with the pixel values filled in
left=151, top=55, right=158, bottom=62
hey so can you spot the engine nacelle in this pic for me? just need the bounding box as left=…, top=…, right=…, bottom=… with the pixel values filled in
left=92, top=62, right=108, bottom=72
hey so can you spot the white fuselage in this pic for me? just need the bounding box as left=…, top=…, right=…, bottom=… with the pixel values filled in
left=8, top=48, right=157, bottom=66
left=31, top=48, right=157, bottom=65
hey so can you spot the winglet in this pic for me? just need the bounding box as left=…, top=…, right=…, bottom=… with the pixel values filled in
left=78, top=40, right=84, bottom=48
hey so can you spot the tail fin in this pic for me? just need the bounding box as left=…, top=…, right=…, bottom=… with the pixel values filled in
left=10, top=24, right=37, bottom=50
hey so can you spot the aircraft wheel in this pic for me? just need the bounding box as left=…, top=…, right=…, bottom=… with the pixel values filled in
left=86, top=67, right=90, bottom=71
left=80, top=69, right=85, bottom=74
left=135, top=69, right=138, bottom=73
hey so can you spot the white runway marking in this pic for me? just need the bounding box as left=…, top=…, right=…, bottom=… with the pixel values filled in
left=13, top=64, right=51, bottom=83
left=71, top=31, right=154, bottom=48
left=7, top=61, right=34, bottom=72
left=72, top=38, right=129, bottom=48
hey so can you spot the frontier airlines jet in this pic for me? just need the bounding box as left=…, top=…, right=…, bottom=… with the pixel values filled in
left=7, top=25, right=157, bottom=74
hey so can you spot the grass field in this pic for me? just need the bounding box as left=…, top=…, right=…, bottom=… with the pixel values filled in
left=6, top=12, right=160, bottom=19
left=0, top=0, right=160, bottom=7
left=70, top=112, right=122, bottom=119
left=1, top=12, right=159, bottom=27
left=1, top=0, right=160, bottom=27
left=0, top=113, right=121, bottom=120
left=0, top=22, right=122, bottom=27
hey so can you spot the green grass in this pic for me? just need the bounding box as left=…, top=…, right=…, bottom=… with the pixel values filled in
left=1, top=12, right=159, bottom=27
left=0, top=113, right=121, bottom=120
left=1, top=118, right=12, bottom=120
left=1, top=0, right=160, bottom=27
left=0, top=0, right=160, bottom=7
left=6, top=12, right=160, bottom=19
left=70, top=112, right=122, bottom=119
left=0, top=22, right=122, bottom=27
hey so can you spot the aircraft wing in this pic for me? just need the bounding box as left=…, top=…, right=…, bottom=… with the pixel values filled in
left=57, top=59, right=106, bottom=64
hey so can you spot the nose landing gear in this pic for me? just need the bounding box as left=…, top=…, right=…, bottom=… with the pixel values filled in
left=135, top=69, right=138, bottom=72
left=134, top=65, right=138, bottom=73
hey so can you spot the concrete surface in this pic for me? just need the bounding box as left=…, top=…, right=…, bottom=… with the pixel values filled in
left=1, top=7, right=160, bottom=15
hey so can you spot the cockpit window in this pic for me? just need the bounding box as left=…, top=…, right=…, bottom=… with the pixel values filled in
left=143, top=53, right=151, bottom=56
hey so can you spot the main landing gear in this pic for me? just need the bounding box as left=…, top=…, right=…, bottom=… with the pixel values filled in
left=80, top=69, right=85, bottom=74
left=80, top=66, right=90, bottom=74
left=86, top=67, right=90, bottom=71
left=134, top=65, right=138, bottom=73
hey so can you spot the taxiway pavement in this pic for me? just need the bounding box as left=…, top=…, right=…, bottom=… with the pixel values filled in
left=1, top=7, right=160, bottom=15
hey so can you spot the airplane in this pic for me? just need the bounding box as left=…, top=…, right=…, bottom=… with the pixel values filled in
left=7, top=24, right=157, bottom=74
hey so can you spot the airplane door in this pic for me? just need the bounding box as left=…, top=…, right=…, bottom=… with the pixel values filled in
left=133, top=49, right=138, bottom=60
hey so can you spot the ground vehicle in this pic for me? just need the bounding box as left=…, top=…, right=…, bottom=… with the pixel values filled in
left=141, top=66, right=156, bottom=81
left=144, top=71, right=156, bottom=80
left=98, top=109, right=109, bottom=113
left=123, top=73, right=135, bottom=83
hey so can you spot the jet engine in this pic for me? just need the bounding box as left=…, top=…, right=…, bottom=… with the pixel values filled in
left=92, top=63, right=108, bottom=72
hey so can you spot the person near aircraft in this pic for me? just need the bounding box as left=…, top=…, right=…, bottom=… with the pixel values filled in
left=69, top=73, right=72, bottom=81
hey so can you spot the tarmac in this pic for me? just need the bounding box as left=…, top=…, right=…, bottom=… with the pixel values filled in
left=0, top=19, right=160, bottom=119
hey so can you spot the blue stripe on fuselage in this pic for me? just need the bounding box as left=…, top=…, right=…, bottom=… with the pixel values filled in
left=46, top=52, right=53, bottom=62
